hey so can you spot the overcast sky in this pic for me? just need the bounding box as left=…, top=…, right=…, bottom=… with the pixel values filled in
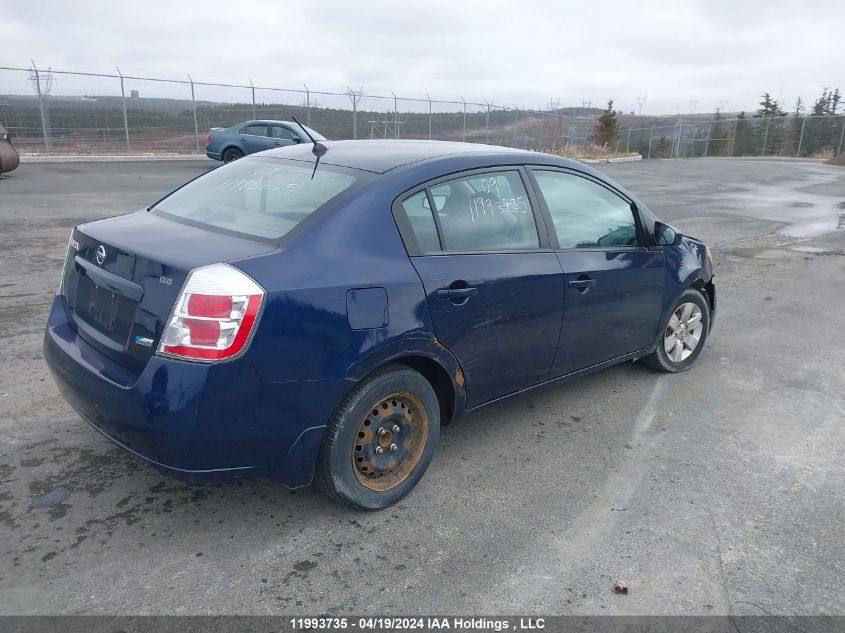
left=1, top=0, right=841, bottom=115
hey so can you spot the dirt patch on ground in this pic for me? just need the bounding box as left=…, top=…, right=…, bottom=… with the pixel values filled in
left=825, top=153, right=845, bottom=166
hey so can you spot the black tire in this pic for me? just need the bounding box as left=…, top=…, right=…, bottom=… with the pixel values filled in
left=641, top=288, right=710, bottom=373
left=316, top=364, right=440, bottom=510
left=222, top=147, right=243, bottom=163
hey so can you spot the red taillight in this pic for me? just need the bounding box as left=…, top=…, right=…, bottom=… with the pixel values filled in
left=183, top=318, right=221, bottom=346
left=206, top=132, right=212, bottom=143
left=188, top=294, right=233, bottom=318
left=158, top=264, right=264, bottom=362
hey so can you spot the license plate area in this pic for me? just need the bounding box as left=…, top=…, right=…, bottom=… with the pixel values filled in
left=74, top=274, right=137, bottom=346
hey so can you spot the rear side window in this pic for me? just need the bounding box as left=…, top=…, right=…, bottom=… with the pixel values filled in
left=429, top=170, right=538, bottom=251
left=532, top=170, right=639, bottom=249
left=241, top=124, right=267, bottom=136
left=152, top=158, right=359, bottom=240
left=400, top=191, right=441, bottom=253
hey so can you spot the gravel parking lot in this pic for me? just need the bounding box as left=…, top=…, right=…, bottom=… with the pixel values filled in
left=0, top=156, right=843, bottom=616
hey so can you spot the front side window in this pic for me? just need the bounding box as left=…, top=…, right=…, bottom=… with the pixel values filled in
left=271, top=125, right=297, bottom=140
left=428, top=170, right=538, bottom=251
left=241, top=124, right=268, bottom=136
left=152, top=158, right=360, bottom=240
left=533, top=170, right=639, bottom=249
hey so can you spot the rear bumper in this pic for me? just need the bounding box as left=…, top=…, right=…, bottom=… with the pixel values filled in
left=205, top=148, right=222, bottom=161
left=43, top=296, right=347, bottom=486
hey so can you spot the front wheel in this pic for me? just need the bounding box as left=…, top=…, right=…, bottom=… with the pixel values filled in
left=316, top=364, right=440, bottom=510
left=641, top=288, right=710, bottom=373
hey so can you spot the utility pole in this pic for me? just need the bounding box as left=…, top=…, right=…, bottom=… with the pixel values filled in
left=729, top=118, right=738, bottom=156
left=187, top=74, right=199, bottom=154
left=796, top=116, right=807, bottom=157
left=347, top=87, right=363, bottom=140
left=29, top=60, right=53, bottom=151
left=391, top=91, right=399, bottom=139
left=303, top=83, right=311, bottom=126
left=485, top=102, right=491, bottom=143
left=426, top=94, right=432, bottom=139
left=647, top=125, right=654, bottom=159
left=761, top=117, right=771, bottom=156
left=461, top=97, right=467, bottom=142
left=249, top=77, right=256, bottom=119
left=116, top=66, right=130, bottom=151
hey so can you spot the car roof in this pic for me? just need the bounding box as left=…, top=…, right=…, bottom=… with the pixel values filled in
left=262, top=139, right=538, bottom=174
left=240, top=120, right=297, bottom=127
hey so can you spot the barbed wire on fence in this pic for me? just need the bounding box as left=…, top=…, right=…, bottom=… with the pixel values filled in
left=0, top=64, right=843, bottom=158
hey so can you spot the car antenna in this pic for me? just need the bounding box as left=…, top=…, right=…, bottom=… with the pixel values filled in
left=290, top=115, right=327, bottom=179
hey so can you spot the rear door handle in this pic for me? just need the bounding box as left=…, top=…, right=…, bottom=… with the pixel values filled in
left=435, top=287, right=477, bottom=300
left=568, top=279, right=596, bottom=289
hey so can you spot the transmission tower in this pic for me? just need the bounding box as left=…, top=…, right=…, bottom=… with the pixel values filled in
left=636, top=93, right=647, bottom=117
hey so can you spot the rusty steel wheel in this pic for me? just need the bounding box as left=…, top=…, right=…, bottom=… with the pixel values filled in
left=316, top=364, right=441, bottom=510
left=352, top=392, right=429, bottom=491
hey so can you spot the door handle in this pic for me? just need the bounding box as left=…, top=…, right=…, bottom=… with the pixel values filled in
left=435, top=287, right=477, bottom=300
left=568, top=277, right=596, bottom=294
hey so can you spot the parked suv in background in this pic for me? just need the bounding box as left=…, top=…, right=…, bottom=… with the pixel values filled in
left=205, top=119, right=326, bottom=162
left=0, top=122, right=20, bottom=175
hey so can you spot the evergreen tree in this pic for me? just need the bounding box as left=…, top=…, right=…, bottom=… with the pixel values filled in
left=590, top=100, right=619, bottom=148
left=804, top=87, right=842, bottom=156
left=733, top=111, right=755, bottom=156
left=812, top=88, right=830, bottom=115
left=755, top=93, right=785, bottom=117
left=794, top=97, right=804, bottom=116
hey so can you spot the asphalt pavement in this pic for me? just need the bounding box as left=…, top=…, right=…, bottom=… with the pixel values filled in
left=0, top=156, right=843, bottom=616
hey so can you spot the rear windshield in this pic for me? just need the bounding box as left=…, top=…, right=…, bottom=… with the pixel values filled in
left=151, top=158, right=359, bottom=239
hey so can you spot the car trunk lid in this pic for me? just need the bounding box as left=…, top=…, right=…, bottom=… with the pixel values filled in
left=61, top=210, right=276, bottom=372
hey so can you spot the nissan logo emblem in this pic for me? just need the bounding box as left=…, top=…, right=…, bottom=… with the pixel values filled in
left=96, top=245, right=106, bottom=265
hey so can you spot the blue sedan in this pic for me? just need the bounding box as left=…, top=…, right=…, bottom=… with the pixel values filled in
left=205, top=119, right=326, bottom=162
left=44, top=140, right=715, bottom=509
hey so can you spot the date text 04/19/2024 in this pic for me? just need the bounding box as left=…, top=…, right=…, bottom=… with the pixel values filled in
left=289, top=617, right=547, bottom=630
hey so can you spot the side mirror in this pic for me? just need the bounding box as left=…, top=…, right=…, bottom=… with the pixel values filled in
left=655, top=221, right=682, bottom=246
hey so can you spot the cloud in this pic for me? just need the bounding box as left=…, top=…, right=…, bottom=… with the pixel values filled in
left=0, top=0, right=841, bottom=114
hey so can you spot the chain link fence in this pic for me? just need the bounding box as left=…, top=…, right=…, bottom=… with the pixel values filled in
left=2, top=65, right=843, bottom=159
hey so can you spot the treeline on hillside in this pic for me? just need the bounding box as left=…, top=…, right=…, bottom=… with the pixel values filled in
left=588, top=87, right=843, bottom=158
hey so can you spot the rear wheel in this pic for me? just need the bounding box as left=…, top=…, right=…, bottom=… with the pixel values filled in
left=316, top=364, right=440, bottom=510
left=222, top=147, right=243, bottom=163
left=641, top=288, right=710, bottom=373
